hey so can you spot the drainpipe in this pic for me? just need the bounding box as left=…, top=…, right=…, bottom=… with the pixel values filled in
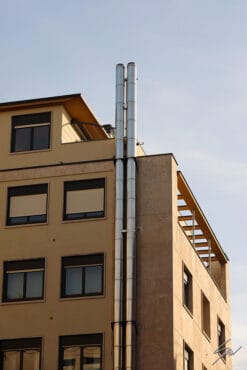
left=126, top=62, right=137, bottom=370
left=114, top=63, right=125, bottom=370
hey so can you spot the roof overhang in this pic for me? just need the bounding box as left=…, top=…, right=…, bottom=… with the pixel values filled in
left=0, top=94, right=108, bottom=140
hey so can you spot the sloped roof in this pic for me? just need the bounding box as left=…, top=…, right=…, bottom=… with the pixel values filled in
left=0, top=94, right=108, bottom=140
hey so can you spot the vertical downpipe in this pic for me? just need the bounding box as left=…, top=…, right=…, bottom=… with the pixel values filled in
left=114, top=63, right=125, bottom=370
left=126, top=62, right=137, bottom=370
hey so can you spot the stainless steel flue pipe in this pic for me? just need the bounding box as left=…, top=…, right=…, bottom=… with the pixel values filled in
left=114, top=63, right=125, bottom=370
left=114, top=62, right=137, bottom=370
left=126, top=62, right=137, bottom=370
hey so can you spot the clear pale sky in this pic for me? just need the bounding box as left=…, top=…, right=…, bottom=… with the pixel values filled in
left=1, top=0, right=246, bottom=368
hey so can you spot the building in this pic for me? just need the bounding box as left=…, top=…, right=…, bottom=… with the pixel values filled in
left=0, top=63, right=231, bottom=370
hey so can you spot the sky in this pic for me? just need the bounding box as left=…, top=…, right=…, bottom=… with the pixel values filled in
left=0, top=0, right=246, bottom=367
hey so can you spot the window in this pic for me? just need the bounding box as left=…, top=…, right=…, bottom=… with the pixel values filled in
left=61, top=254, right=103, bottom=298
left=59, top=334, right=102, bottom=370
left=202, top=365, right=207, bottom=370
left=2, top=259, right=45, bottom=302
left=11, top=112, right=51, bottom=152
left=183, top=265, right=193, bottom=313
left=0, top=337, right=41, bottom=370
left=184, top=343, right=193, bottom=370
left=63, top=179, right=105, bottom=221
left=7, top=184, right=48, bottom=225
left=217, top=318, right=226, bottom=360
left=201, top=292, right=211, bottom=339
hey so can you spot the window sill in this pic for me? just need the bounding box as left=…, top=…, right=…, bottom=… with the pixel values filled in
left=9, top=148, right=52, bottom=155
left=183, top=304, right=193, bottom=318
left=1, top=299, right=45, bottom=306
left=4, top=221, right=48, bottom=229
left=59, top=294, right=105, bottom=302
left=61, top=216, right=106, bottom=224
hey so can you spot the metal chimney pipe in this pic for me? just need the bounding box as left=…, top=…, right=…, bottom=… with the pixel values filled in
left=114, top=63, right=125, bottom=370
left=126, top=62, right=137, bottom=370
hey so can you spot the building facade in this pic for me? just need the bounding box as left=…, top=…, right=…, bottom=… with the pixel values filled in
left=0, top=68, right=231, bottom=370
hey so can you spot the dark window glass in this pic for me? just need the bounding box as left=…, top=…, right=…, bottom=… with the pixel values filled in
left=7, top=184, right=48, bottom=226
left=65, top=268, right=83, bottom=296
left=61, top=255, right=104, bottom=298
left=202, top=292, right=211, bottom=338
left=3, top=259, right=45, bottom=302
left=59, top=334, right=102, bottom=370
left=7, top=272, right=24, bottom=300
left=11, top=112, right=51, bottom=153
left=184, top=343, right=193, bottom=370
left=26, top=271, right=43, bottom=298
left=33, top=125, right=50, bottom=150
left=85, top=266, right=102, bottom=294
left=183, top=266, right=193, bottom=313
left=217, top=318, right=226, bottom=359
left=14, top=127, right=32, bottom=152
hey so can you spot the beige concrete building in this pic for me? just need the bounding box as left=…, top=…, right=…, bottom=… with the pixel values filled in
left=0, top=75, right=231, bottom=369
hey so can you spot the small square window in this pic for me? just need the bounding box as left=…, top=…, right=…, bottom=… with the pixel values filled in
left=183, top=265, right=193, bottom=313
left=201, top=292, right=211, bottom=339
left=11, top=112, right=51, bottom=152
left=2, top=259, right=45, bottom=302
left=61, top=254, right=104, bottom=298
left=59, top=334, right=102, bottom=370
left=63, top=179, right=105, bottom=221
left=184, top=343, right=193, bottom=370
left=7, top=184, right=48, bottom=226
left=0, top=337, right=41, bottom=370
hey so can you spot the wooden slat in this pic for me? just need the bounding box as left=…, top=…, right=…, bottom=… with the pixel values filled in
left=178, top=205, right=190, bottom=211
left=200, top=256, right=218, bottom=262
left=194, top=242, right=209, bottom=247
left=178, top=215, right=193, bottom=221
left=188, top=234, right=206, bottom=240
left=196, top=249, right=210, bottom=255
left=182, top=225, right=201, bottom=231
left=177, top=194, right=184, bottom=200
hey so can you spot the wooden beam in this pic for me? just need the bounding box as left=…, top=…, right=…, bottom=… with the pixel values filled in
left=177, top=194, right=184, bottom=200
left=200, top=256, right=218, bottom=262
left=188, top=234, right=206, bottom=240
left=182, top=225, right=201, bottom=231
left=178, top=205, right=190, bottom=211
left=196, top=249, right=210, bottom=255
left=178, top=215, right=193, bottom=221
left=194, top=242, right=209, bottom=247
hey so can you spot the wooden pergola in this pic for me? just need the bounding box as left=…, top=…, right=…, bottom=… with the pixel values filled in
left=177, top=171, right=228, bottom=269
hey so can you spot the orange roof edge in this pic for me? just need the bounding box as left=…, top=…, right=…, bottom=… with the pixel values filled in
left=0, top=94, right=108, bottom=140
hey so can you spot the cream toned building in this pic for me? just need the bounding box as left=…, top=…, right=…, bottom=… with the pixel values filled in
left=0, top=82, right=231, bottom=368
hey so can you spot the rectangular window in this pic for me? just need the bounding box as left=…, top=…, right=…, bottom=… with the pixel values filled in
left=0, top=337, right=41, bottom=370
left=7, top=184, right=48, bottom=225
left=59, top=334, right=102, bottom=370
left=61, top=254, right=104, bottom=298
left=201, top=292, right=211, bottom=339
left=63, top=179, right=105, bottom=221
left=217, top=318, right=226, bottom=360
left=3, top=259, right=45, bottom=302
left=184, top=343, right=193, bottom=370
left=183, top=265, right=193, bottom=313
left=11, top=112, right=51, bottom=152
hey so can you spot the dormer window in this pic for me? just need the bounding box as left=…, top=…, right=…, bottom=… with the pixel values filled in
left=11, top=112, right=51, bottom=152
